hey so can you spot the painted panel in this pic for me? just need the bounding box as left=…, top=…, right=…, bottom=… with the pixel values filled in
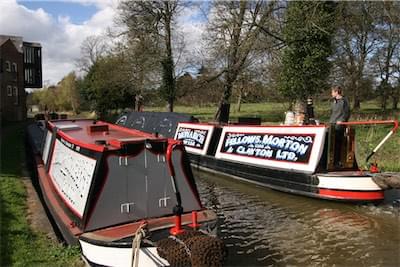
left=86, top=150, right=201, bottom=231
left=42, top=130, right=52, bottom=164
left=215, top=126, right=327, bottom=174
left=174, top=123, right=215, bottom=155
left=317, top=176, right=381, bottom=191
left=49, top=138, right=97, bottom=217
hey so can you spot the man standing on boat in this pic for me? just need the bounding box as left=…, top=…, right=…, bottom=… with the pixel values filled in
left=329, top=85, right=350, bottom=167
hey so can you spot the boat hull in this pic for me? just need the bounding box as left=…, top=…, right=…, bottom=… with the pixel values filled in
left=189, top=153, right=384, bottom=203
left=80, top=240, right=168, bottom=267
left=26, top=119, right=220, bottom=266
left=113, top=112, right=388, bottom=203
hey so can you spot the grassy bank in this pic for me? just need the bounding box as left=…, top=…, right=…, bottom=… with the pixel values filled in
left=0, top=121, right=81, bottom=266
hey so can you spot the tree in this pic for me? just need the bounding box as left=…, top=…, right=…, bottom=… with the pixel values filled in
left=372, top=2, right=400, bottom=111
left=82, top=55, right=136, bottom=118
left=30, top=86, right=58, bottom=111
left=175, top=67, right=225, bottom=106
left=118, top=0, right=181, bottom=112
left=58, top=72, right=80, bottom=114
left=333, top=1, right=380, bottom=110
left=77, top=35, right=108, bottom=73
left=393, top=53, right=400, bottom=110
left=120, top=35, right=161, bottom=99
left=278, top=1, right=336, bottom=111
left=206, top=0, right=281, bottom=122
left=175, top=72, right=194, bottom=101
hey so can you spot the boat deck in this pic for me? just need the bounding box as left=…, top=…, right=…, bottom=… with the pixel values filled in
left=80, top=209, right=216, bottom=243
left=48, top=120, right=161, bottom=151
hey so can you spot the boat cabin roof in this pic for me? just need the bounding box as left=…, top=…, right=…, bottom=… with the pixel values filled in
left=48, top=119, right=161, bottom=152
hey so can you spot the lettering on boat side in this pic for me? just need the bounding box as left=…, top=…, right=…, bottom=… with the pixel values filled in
left=221, top=132, right=314, bottom=163
left=176, top=127, right=208, bottom=149
left=49, top=139, right=97, bottom=217
left=60, top=137, right=81, bottom=152
left=116, top=115, right=127, bottom=125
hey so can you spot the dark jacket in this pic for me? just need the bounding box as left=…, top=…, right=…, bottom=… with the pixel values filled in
left=329, top=96, right=350, bottom=124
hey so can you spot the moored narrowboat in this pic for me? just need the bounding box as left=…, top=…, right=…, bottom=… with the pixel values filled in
left=116, top=112, right=398, bottom=203
left=26, top=118, right=221, bottom=267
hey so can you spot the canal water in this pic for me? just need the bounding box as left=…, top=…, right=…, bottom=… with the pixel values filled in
left=194, top=170, right=400, bottom=267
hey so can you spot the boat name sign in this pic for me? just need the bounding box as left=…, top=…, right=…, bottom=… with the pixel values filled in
left=174, top=123, right=215, bottom=155
left=222, top=133, right=314, bottom=163
left=176, top=127, right=207, bottom=148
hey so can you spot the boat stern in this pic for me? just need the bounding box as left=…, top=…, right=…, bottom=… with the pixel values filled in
left=316, top=172, right=384, bottom=202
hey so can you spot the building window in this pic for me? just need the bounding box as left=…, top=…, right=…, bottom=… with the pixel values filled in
left=7, top=85, right=12, bottom=96
left=24, top=47, right=35, bottom=64
left=13, top=86, right=19, bottom=105
left=5, top=61, right=11, bottom=72
left=11, top=63, right=17, bottom=72
left=25, top=68, right=34, bottom=84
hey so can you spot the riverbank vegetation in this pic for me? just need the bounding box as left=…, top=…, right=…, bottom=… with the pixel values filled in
left=26, top=1, right=399, bottom=121
left=22, top=1, right=400, bottom=169
left=147, top=101, right=400, bottom=172
left=0, top=122, right=82, bottom=266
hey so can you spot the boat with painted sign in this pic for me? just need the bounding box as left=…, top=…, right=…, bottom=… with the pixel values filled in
left=26, top=118, right=223, bottom=267
left=116, top=112, right=398, bottom=203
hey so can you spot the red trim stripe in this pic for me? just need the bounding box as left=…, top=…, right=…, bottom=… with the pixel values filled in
left=319, top=189, right=384, bottom=201
left=47, top=171, right=84, bottom=219
left=57, top=130, right=106, bottom=152
left=105, top=121, right=154, bottom=137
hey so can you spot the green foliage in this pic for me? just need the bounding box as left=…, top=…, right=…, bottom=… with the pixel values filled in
left=29, top=87, right=58, bottom=111
left=0, top=122, right=82, bottom=266
left=118, top=0, right=178, bottom=112
left=58, top=72, right=80, bottom=114
left=279, top=1, right=337, bottom=101
left=81, top=55, right=136, bottom=118
left=176, top=68, right=225, bottom=106
left=29, top=72, right=81, bottom=113
left=160, top=56, right=176, bottom=110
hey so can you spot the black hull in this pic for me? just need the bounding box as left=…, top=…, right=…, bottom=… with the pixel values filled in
left=113, top=112, right=387, bottom=203
left=38, top=176, right=79, bottom=245
left=189, top=154, right=320, bottom=196
left=188, top=154, right=381, bottom=203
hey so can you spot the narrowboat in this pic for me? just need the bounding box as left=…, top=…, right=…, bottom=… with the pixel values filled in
left=26, top=118, right=220, bottom=267
left=116, top=112, right=398, bottom=203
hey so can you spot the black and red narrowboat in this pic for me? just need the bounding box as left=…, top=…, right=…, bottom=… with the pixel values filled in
left=26, top=119, right=219, bottom=266
left=116, top=112, right=398, bottom=203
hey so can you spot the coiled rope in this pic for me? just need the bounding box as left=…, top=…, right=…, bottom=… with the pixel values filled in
left=156, top=230, right=226, bottom=267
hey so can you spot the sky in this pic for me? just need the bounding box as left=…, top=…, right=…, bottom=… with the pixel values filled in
left=0, top=0, right=207, bottom=86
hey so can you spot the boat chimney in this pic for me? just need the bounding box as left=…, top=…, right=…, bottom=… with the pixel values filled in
left=306, top=97, right=315, bottom=124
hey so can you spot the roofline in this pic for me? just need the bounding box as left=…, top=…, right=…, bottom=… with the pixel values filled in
left=23, top=41, right=42, bottom=48
left=0, top=35, right=41, bottom=46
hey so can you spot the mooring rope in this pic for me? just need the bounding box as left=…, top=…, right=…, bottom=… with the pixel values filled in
left=131, top=222, right=148, bottom=267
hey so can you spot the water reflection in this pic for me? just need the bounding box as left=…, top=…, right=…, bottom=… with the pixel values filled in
left=194, top=170, right=400, bottom=267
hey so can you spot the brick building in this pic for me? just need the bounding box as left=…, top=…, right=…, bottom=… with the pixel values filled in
left=0, top=35, right=42, bottom=121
